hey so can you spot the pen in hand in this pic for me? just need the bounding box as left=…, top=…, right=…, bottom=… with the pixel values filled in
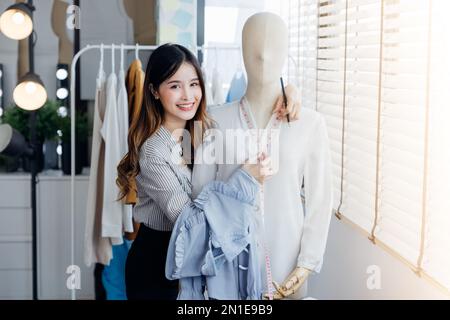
left=279, top=77, right=290, bottom=125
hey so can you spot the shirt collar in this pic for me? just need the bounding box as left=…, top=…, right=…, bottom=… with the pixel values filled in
left=156, top=125, right=179, bottom=150
left=239, top=97, right=280, bottom=131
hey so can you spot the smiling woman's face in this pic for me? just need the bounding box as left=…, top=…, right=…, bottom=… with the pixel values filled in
left=156, top=62, right=203, bottom=124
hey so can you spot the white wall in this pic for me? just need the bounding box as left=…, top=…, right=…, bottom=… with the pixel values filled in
left=308, top=217, right=449, bottom=300
left=80, top=0, right=134, bottom=100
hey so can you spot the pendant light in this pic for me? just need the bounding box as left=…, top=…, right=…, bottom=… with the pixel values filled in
left=0, top=3, right=33, bottom=40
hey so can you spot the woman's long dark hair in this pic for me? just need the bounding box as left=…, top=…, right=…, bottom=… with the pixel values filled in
left=117, top=43, right=211, bottom=201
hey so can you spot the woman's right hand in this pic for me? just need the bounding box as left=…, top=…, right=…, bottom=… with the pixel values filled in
left=242, top=153, right=274, bottom=184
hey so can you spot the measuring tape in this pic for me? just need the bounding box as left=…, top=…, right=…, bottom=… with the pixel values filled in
left=239, top=98, right=281, bottom=300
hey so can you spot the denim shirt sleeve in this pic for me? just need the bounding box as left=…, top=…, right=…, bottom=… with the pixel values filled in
left=197, top=169, right=259, bottom=261
left=165, top=168, right=259, bottom=281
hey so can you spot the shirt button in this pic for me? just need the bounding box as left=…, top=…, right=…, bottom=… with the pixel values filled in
left=254, top=205, right=260, bottom=211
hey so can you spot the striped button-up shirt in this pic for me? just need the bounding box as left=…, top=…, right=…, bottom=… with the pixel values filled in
left=133, top=125, right=192, bottom=231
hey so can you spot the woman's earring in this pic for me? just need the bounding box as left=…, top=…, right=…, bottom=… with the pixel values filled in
left=150, top=85, right=159, bottom=99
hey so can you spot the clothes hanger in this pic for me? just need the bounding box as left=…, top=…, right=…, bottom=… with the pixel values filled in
left=111, top=43, right=115, bottom=74
left=120, top=43, right=124, bottom=72
left=214, top=47, right=218, bottom=70
left=97, top=43, right=104, bottom=79
left=100, top=43, right=104, bottom=67
left=135, top=43, right=140, bottom=61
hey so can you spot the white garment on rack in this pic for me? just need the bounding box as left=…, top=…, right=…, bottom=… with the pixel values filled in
left=201, top=66, right=214, bottom=106
left=84, top=60, right=113, bottom=266
left=117, top=66, right=133, bottom=233
left=211, top=67, right=224, bottom=105
left=100, top=70, right=124, bottom=245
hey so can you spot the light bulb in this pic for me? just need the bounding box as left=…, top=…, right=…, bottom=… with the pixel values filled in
left=13, top=73, right=47, bottom=111
left=12, top=11, right=25, bottom=25
left=56, top=145, right=62, bottom=155
left=0, top=5, right=33, bottom=40
left=56, top=88, right=69, bottom=100
left=58, top=106, right=68, bottom=117
left=25, top=82, right=37, bottom=94
left=56, top=69, right=68, bottom=80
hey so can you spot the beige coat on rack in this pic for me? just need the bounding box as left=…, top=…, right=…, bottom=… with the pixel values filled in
left=84, top=44, right=112, bottom=266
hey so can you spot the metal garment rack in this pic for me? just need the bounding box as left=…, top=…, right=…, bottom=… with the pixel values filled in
left=69, top=43, right=240, bottom=300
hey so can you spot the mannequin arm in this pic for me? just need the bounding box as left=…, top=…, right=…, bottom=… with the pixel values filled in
left=273, top=84, right=301, bottom=121
left=263, top=267, right=311, bottom=300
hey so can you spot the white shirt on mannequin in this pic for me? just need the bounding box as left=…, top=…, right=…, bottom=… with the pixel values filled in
left=192, top=99, right=333, bottom=299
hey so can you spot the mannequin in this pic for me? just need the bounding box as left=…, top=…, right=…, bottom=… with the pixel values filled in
left=192, top=12, right=333, bottom=300
left=242, top=12, right=310, bottom=300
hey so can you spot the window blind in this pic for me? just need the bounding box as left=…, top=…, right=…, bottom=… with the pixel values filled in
left=317, top=0, right=348, bottom=213
left=373, top=0, right=429, bottom=269
left=285, top=0, right=450, bottom=292
left=287, top=0, right=318, bottom=110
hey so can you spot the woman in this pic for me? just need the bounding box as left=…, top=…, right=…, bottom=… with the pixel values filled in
left=116, top=43, right=277, bottom=300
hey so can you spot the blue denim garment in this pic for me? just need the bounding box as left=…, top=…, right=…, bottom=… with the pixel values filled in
left=165, top=168, right=262, bottom=300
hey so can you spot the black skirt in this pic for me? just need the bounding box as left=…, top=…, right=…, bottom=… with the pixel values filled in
left=125, top=223, right=179, bottom=300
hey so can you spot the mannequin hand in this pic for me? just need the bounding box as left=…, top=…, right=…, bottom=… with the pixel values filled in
left=273, top=84, right=301, bottom=122
left=263, top=267, right=311, bottom=300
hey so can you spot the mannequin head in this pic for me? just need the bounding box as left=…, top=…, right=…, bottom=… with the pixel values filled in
left=242, top=12, right=288, bottom=87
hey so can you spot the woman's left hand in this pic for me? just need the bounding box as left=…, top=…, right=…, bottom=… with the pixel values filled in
left=272, top=84, right=301, bottom=122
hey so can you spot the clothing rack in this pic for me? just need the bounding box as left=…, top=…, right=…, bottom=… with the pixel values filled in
left=69, top=43, right=241, bottom=300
